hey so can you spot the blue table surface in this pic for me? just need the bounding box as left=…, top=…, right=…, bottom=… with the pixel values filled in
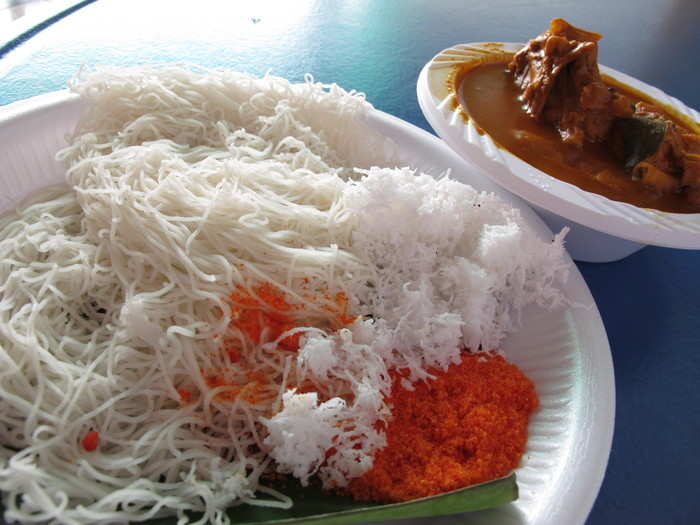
left=1, top=1, right=699, bottom=524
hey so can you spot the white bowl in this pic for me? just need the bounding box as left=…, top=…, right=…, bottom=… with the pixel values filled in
left=417, top=42, right=700, bottom=262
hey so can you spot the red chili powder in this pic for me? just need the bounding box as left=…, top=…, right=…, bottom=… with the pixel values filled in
left=347, top=353, right=538, bottom=502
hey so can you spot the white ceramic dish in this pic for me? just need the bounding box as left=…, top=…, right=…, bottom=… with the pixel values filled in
left=417, top=42, right=700, bottom=263
left=0, top=91, right=614, bottom=525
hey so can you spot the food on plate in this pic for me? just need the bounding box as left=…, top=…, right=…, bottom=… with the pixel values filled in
left=457, top=18, right=700, bottom=212
left=0, top=66, right=568, bottom=524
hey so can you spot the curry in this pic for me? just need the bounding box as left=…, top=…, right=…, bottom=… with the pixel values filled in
left=457, top=19, right=700, bottom=213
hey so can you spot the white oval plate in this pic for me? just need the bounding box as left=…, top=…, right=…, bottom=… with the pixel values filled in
left=0, top=91, right=614, bottom=525
left=417, top=42, right=700, bottom=257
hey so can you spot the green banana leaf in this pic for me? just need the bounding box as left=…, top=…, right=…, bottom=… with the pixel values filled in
left=0, top=473, right=516, bottom=524
left=148, top=473, right=518, bottom=525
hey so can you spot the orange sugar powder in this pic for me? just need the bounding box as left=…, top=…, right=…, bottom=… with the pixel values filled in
left=227, top=283, right=355, bottom=353
left=190, top=283, right=356, bottom=406
left=348, top=352, right=538, bottom=502
left=228, top=282, right=304, bottom=352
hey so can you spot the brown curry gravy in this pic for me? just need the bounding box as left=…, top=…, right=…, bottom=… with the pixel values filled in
left=457, top=62, right=700, bottom=213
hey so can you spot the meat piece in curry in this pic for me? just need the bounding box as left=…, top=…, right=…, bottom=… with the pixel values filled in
left=497, top=18, right=700, bottom=210
left=509, top=18, right=633, bottom=149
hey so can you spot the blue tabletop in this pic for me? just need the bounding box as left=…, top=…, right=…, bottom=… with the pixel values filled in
left=1, top=1, right=699, bottom=524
